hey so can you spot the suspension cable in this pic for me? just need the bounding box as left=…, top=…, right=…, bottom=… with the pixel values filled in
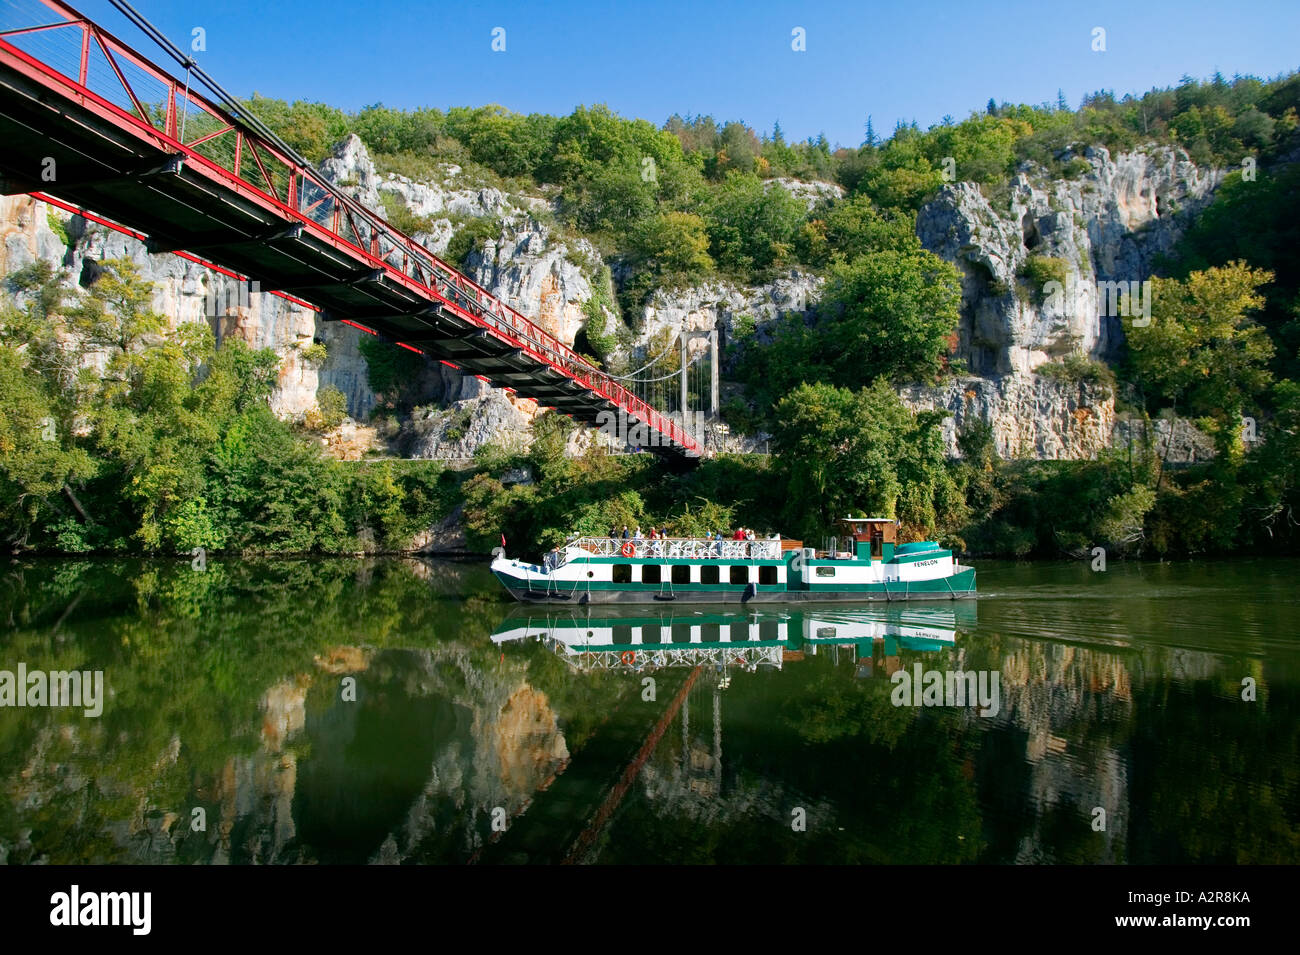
left=603, top=334, right=681, bottom=381
left=631, top=350, right=706, bottom=384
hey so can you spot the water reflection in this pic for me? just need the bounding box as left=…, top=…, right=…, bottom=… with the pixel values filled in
left=0, top=558, right=1296, bottom=864
left=491, top=604, right=974, bottom=675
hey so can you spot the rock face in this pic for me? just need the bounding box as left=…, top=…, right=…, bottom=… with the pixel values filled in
left=638, top=271, right=824, bottom=363
left=766, top=177, right=845, bottom=211
left=917, top=145, right=1222, bottom=376
left=378, top=167, right=518, bottom=222
left=900, top=376, right=1115, bottom=460
left=1, top=135, right=1223, bottom=465
left=318, top=134, right=384, bottom=214
left=911, top=144, right=1223, bottom=457
left=1112, top=415, right=1217, bottom=465
left=402, top=390, right=539, bottom=460
left=468, top=219, right=600, bottom=348
left=2, top=194, right=362, bottom=420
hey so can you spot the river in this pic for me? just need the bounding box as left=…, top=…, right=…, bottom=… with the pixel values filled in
left=1, top=556, right=1296, bottom=864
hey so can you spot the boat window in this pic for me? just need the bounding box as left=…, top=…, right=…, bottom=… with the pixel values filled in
left=672, top=564, right=691, bottom=584
left=701, top=623, right=720, bottom=642
left=612, top=564, right=632, bottom=583
left=759, top=620, right=781, bottom=641
left=641, top=564, right=661, bottom=584
left=759, top=565, right=777, bottom=585
left=642, top=625, right=662, bottom=644
left=671, top=623, right=692, bottom=643
left=817, top=626, right=837, bottom=637
left=730, top=566, right=749, bottom=585
left=700, top=565, right=720, bottom=585
left=613, top=625, right=633, bottom=645
left=729, top=621, right=750, bottom=641
left=815, top=566, right=836, bottom=578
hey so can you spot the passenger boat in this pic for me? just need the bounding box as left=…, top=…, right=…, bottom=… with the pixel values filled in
left=491, top=517, right=976, bottom=605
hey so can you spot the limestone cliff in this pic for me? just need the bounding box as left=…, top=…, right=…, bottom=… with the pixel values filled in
left=912, top=144, right=1222, bottom=458
left=1, top=136, right=1222, bottom=463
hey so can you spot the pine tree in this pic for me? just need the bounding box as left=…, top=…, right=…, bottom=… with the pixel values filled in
left=863, top=114, right=877, bottom=147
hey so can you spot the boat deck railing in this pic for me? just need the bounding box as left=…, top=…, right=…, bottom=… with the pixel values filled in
left=566, top=537, right=783, bottom=561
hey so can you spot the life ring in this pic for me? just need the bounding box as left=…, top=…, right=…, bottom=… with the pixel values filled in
left=620, top=541, right=635, bottom=557
left=620, top=650, right=636, bottom=664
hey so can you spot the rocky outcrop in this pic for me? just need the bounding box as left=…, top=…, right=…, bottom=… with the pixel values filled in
left=636, top=271, right=823, bottom=363
left=378, top=167, right=518, bottom=221
left=766, top=177, right=845, bottom=211
left=402, top=389, right=539, bottom=460
left=910, top=144, right=1223, bottom=458
left=1112, top=414, right=1217, bottom=465
left=317, top=419, right=384, bottom=461
left=1, top=133, right=1228, bottom=465
left=900, top=375, right=1115, bottom=460
left=469, top=219, right=601, bottom=347
left=3, top=195, right=373, bottom=423
left=917, top=145, right=1222, bottom=377
left=318, top=133, right=384, bottom=214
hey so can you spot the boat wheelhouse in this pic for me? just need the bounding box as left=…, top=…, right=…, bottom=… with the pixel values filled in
left=491, top=517, right=975, bottom=604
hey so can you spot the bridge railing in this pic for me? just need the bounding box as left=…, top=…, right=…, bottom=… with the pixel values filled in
left=0, top=0, right=695, bottom=453
left=567, top=537, right=782, bottom=561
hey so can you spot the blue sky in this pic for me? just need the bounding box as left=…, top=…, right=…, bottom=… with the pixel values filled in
left=75, top=0, right=1300, bottom=148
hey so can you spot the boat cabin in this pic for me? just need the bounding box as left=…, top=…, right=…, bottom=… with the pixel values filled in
left=834, top=517, right=898, bottom=561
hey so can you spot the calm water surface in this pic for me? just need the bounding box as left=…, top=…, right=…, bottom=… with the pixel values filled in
left=1, top=557, right=1296, bottom=864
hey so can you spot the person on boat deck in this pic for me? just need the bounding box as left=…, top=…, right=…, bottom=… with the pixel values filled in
left=608, top=526, right=617, bottom=540
left=660, top=526, right=668, bottom=538
left=733, top=528, right=744, bottom=540
left=621, top=526, right=630, bottom=540
left=648, top=528, right=657, bottom=540
left=634, top=527, right=643, bottom=539
left=705, top=530, right=713, bottom=540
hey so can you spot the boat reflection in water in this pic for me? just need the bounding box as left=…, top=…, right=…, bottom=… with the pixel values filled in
left=490, top=603, right=976, bottom=677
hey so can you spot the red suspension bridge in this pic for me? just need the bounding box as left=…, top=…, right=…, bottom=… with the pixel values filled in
left=0, top=0, right=702, bottom=457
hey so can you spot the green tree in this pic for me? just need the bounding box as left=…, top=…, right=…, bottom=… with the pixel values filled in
left=703, top=172, right=806, bottom=275
left=1127, top=262, right=1275, bottom=459
left=821, top=246, right=962, bottom=385
left=0, top=344, right=97, bottom=548
left=770, top=381, right=912, bottom=539
left=629, top=211, right=714, bottom=282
